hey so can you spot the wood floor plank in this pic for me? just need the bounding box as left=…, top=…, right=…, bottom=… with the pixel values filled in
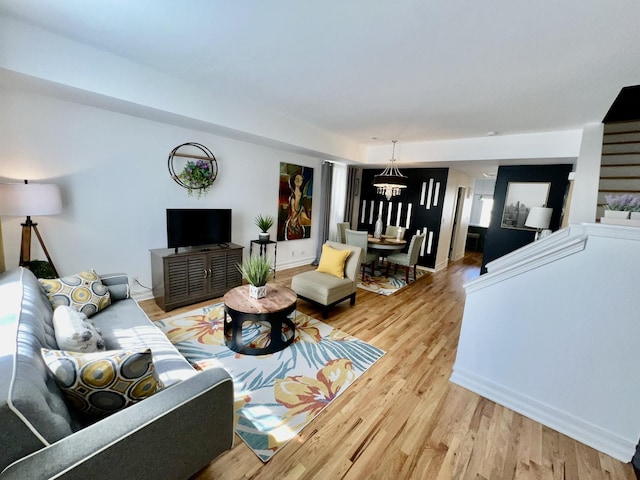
left=138, top=253, right=636, bottom=480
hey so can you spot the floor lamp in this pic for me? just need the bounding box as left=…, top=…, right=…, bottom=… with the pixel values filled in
left=0, top=180, right=62, bottom=277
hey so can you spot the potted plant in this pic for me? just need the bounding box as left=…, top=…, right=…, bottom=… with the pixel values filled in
left=603, top=194, right=640, bottom=219
left=255, top=214, right=274, bottom=242
left=237, top=255, right=273, bottom=299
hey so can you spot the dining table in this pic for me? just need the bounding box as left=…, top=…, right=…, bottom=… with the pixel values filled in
left=367, top=235, right=407, bottom=252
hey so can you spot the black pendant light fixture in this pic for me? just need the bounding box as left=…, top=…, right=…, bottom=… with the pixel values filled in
left=373, top=140, right=407, bottom=200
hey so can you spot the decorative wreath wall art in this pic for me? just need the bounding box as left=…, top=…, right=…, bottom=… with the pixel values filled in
left=168, top=142, right=218, bottom=198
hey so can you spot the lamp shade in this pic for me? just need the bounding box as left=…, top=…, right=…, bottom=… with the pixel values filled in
left=524, top=206, right=552, bottom=230
left=0, top=182, right=62, bottom=216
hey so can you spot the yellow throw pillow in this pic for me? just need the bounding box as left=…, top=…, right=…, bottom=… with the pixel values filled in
left=41, top=348, right=162, bottom=416
left=316, top=245, right=351, bottom=278
left=39, top=269, right=111, bottom=317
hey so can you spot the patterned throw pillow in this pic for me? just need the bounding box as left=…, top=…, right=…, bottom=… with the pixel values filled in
left=41, top=348, right=162, bottom=416
left=40, top=270, right=111, bottom=317
left=52, top=306, right=106, bottom=352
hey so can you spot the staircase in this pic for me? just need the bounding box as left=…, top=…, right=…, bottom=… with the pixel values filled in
left=598, top=120, right=640, bottom=218
left=451, top=223, right=640, bottom=462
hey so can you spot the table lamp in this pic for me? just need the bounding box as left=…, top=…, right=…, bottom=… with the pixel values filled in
left=524, top=206, right=552, bottom=241
left=0, top=180, right=62, bottom=276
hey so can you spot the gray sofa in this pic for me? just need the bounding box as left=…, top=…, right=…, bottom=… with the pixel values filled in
left=0, top=267, right=234, bottom=480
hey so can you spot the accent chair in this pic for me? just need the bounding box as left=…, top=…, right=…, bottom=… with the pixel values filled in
left=290, top=241, right=362, bottom=319
left=385, top=233, right=426, bottom=283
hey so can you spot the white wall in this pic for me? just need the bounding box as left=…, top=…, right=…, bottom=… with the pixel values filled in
left=0, top=88, right=322, bottom=289
left=568, top=123, right=604, bottom=224
left=366, top=130, right=583, bottom=165
left=451, top=224, right=640, bottom=462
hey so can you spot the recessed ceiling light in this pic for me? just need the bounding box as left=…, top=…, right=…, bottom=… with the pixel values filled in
left=483, top=172, right=497, bottom=178
left=486, top=131, right=497, bottom=136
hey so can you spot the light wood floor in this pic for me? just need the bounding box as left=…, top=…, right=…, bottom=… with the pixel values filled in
left=140, top=253, right=636, bottom=480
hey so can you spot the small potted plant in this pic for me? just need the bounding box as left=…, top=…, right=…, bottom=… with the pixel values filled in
left=255, top=214, right=274, bottom=242
left=237, top=255, right=273, bottom=299
left=603, top=194, right=640, bottom=219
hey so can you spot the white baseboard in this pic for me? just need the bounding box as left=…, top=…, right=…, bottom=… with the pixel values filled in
left=131, top=288, right=154, bottom=302
left=277, top=256, right=315, bottom=270
left=449, top=367, right=635, bottom=462
left=434, top=260, right=448, bottom=272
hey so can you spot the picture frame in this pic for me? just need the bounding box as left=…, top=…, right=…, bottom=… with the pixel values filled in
left=277, top=162, right=314, bottom=241
left=501, top=182, right=550, bottom=230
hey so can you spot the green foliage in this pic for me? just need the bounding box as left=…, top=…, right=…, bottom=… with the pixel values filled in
left=28, top=260, right=57, bottom=279
left=178, top=160, right=215, bottom=198
left=254, top=214, right=274, bottom=232
left=236, top=255, right=273, bottom=287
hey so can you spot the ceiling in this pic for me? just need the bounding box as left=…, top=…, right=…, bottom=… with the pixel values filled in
left=1, top=1, right=639, bottom=159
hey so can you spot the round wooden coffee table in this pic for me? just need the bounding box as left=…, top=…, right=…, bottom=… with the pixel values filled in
left=223, top=284, right=296, bottom=355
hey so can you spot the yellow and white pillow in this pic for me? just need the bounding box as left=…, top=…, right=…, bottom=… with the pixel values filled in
left=40, top=270, right=111, bottom=317
left=41, top=348, right=161, bottom=416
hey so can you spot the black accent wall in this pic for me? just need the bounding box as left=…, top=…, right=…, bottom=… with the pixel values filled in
left=481, top=164, right=573, bottom=274
left=360, top=168, right=448, bottom=269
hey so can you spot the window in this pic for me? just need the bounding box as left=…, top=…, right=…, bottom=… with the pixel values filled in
left=479, top=197, right=494, bottom=227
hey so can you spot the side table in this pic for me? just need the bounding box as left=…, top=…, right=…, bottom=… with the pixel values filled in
left=223, top=284, right=296, bottom=355
left=250, top=239, right=277, bottom=279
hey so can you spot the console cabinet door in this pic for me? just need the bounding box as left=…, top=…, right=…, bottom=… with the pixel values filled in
left=206, top=249, right=243, bottom=296
left=166, top=254, right=207, bottom=303
left=207, top=253, right=227, bottom=295
left=225, top=249, right=242, bottom=288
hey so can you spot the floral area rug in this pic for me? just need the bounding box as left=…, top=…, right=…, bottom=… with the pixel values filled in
left=153, top=302, right=385, bottom=462
left=357, top=264, right=427, bottom=296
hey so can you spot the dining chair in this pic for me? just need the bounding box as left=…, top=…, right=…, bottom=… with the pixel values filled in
left=337, top=222, right=350, bottom=243
left=344, top=229, right=377, bottom=280
left=385, top=225, right=398, bottom=238
left=385, top=233, right=426, bottom=283
left=385, top=225, right=405, bottom=240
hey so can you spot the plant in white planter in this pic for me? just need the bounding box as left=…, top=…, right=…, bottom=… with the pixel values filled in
left=237, top=255, right=273, bottom=299
left=255, top=214, right=274, bottom=242
left=604, top=194, right=640, bottom=219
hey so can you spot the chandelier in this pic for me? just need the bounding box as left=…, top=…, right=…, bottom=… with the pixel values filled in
left=373, top=140, right=407, bottom=200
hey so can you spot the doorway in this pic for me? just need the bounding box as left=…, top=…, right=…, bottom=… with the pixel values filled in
left=449, top=186, right=466, bottom=261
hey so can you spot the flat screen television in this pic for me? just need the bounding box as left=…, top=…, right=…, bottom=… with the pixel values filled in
left=167, top=208, right=232, bottom=250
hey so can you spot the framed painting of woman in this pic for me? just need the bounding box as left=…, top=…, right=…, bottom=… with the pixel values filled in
left=277, top=163, right=313, bottom=241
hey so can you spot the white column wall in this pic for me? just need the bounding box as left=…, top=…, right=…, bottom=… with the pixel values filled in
left=568, top=123, right=604, bottom=224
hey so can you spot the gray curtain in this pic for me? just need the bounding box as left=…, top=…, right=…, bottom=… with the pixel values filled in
left=344, top=166, right=360, bottom=224
left=313, top=161, right=333, bottom=265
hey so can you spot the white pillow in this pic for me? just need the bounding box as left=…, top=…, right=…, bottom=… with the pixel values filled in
left=52, top=306, right=106, bottom=352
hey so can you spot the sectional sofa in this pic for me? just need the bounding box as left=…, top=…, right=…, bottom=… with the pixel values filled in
left=0, top=267, right=234, bottom=479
